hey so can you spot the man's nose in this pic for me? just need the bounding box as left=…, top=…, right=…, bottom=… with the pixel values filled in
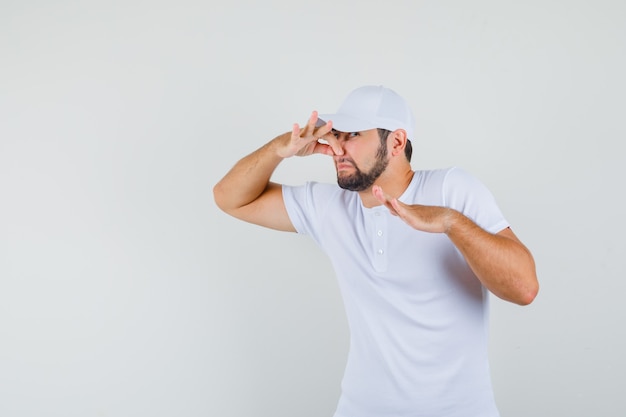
left=326, top=135, right=346, bottom=155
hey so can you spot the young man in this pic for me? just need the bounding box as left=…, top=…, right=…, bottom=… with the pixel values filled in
left=213, top=85, right=538, bottom=417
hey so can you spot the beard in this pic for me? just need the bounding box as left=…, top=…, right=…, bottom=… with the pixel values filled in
left=337, top=142, right=389, bottom=192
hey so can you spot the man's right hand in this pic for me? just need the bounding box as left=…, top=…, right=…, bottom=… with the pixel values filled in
left=275, top=111, right=344, bottom=158
left=214, top=111, right=343, bottom=232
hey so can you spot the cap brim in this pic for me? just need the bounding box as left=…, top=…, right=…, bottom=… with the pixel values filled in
left=316, top=113, right=379, bottom=133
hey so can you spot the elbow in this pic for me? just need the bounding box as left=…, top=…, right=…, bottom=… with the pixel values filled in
left=517, top=286, right=538, bottom=306
left=212, top=181, right=229, bottom=213
left=515, top=278, right=539, bottom=306
left=512, top=252, right=539, bottom=306
left=213, top=181, right=247, bottom=218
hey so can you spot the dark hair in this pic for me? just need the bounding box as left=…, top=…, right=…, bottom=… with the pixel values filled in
left=377, top=129, right=412, bottom=162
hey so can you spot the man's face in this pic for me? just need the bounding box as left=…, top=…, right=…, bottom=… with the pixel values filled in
left=333, top=129, right=389, bottom=192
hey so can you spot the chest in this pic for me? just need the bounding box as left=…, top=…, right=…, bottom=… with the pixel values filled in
left=318, top=207, right=475, bottom=293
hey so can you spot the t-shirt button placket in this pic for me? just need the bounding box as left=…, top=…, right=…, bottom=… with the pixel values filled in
left=373, top=210, right=388, bottom=271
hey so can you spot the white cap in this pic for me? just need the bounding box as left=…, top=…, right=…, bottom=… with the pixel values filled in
left=318, top=85, right=415, bottom=140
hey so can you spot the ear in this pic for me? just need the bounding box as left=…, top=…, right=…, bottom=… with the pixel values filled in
left=389, top=129, right=408, bottom=157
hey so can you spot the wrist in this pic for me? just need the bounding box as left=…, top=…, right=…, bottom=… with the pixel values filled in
left=443, top=208, right=462, bottom=235
left=270, top=132, right=293, bottom=159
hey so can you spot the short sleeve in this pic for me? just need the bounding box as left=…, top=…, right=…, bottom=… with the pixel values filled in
left=442, top=167, right=509, bottom=234
left=282, top=183, right=314, bottom=236
left=282, top=182, right=340, bottom=242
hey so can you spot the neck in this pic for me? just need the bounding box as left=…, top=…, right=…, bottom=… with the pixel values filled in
left=358, top=167, right=415, bottom=208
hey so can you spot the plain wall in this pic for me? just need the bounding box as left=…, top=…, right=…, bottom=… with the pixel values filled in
left=1, top=1, right=625, bottom=416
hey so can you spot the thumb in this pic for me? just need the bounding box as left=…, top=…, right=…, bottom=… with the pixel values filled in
left=372, top=186, right=400, bottom=216
left=372, top=185, right=387, bottom=204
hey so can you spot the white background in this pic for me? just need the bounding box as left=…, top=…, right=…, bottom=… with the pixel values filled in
left=1, top=1, right=625, bottom=416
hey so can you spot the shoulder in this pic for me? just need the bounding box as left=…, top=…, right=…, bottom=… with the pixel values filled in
left=403, top=167, right=458, bottom=205
left=282, top=181, right=357, bottom=212
left=416, top=167, right=507, bottom=231
left=283, top=181, right=342, bottom=200
left=440, top=166, right=492, bottom=195
left=414, top=166, right=485, bottom=192
left=281, top=182, right=358, bottom=236
left=407, top=167, right=492, bottom=205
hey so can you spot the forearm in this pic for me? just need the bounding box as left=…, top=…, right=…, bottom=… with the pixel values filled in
left=445, top=210, right=538, bottom=305
left=213, top=134, right=286, bottom=213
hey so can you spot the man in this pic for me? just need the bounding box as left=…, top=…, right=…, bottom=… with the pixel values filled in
left=213, top=85, right=538, bottom=417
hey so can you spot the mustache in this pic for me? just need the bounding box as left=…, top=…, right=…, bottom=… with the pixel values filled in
left=335, top=157, right=356, bottom=165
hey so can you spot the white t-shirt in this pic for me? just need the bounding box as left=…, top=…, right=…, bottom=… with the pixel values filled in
left=282, top=167, right=509, bottom=417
